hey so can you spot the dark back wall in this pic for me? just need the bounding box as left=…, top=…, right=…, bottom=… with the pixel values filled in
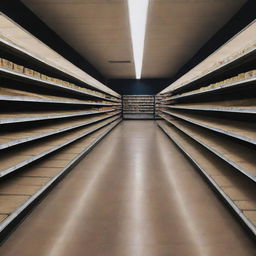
left=107, top=79, right=171, bottom=95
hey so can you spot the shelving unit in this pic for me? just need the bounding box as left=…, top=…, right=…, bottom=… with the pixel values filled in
left=157, top=21, right=256, bottom=236
left=0, top=119, right=121, bottom=234
left=157, top=120, right=256, bottom=235
left=161, top=98, right=256, bottom=114
left=0, top=15, right=122, bottom=236
left=154, top=95, right=163, bottom=119
left=123, top=95, right=155, bottom=119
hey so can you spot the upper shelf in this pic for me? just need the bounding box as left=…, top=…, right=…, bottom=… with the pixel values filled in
left=0, top=86, right=119, bottom=106
left=162, top=98, right=256, bottom=114
left=160, top=109, right=256, bottom=145
left=0, top=111, right=120, bottom=150
left=0, top=95, right=116, bottom=106
left=0, top=109, right=116, bottom=125
left=0, top=115, right=121, bottom=178
left=0, top=13, right=120, bottom=99
left=164, top=74, right=256, bottom=101
left=0, top=66, right=120, bottom=103
left=161, top=21, right=256, bottom=94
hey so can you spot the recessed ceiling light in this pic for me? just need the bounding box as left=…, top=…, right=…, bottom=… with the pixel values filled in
left=128, top=0, right=149, bottom=79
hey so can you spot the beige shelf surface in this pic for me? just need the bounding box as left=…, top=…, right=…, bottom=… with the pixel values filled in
left=157, top=120, right=256, bottom=231
left=161, top=21, right=256, bottom=93
left=160, top=117, right=256, bottom=178
left=0, top=87, right=118, bottom=105
left=166, top=98, right=256, bottom=113
left=0, top=108, right=117, bottom=124
left=0, top=119, right=120, bottom=222
left=0, top=111, right=120, bottom=149
left=0, top=115, right=120, bottom=176
left=161, top=109, right=256, bottom=144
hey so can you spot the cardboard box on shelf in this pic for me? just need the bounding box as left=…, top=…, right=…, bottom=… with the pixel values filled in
left=40, top=74, right=48, bottom=80
left=24, top=68, right=34, bottom=76
left=33, top=71, right=41, bottom=78
left=1, top=58, right=13, bottom=69
left=13, top=63, right=24, bottom=73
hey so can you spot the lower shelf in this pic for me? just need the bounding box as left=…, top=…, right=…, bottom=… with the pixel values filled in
left=160, top=109, right=256, bottom=145
left=0, top=115, right=121, bottom=178
left=123, top=113, right=155, bottom=120
left=157, top=120, right=256, bottom=236
left=0, top=118, right=122, bottom=236
left=159, top=113, right=256, bottom=182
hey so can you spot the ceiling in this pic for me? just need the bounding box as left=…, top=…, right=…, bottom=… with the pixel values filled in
left=21, top=0, right=246, bottom=79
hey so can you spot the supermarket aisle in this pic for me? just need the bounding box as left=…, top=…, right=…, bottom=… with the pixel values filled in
left=0, top=121, right=255, bottom=256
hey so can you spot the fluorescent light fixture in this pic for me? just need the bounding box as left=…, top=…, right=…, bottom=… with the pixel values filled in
left=128, top=0, right=149, bottom=79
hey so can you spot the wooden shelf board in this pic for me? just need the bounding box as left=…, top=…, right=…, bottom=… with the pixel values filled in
left=0, top=109, right=116, bottom=125
left=164, top=98, right=256, bottom=114
left=165, top=76, right=256, bottom=101
left=161, top=109, right=256, bottom=145
left=157, top=120, right=256, bottom=235
left=0, top=112, right=120, bottom=150
left=0, top=67, right=120, bottom=102
left=0, top=118, right=121, bottom=232
left=0, top=115, right=121, bottom=178
left=159, top=116, right=256, bottom=180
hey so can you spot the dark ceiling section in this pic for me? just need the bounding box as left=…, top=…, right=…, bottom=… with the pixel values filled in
left=107, top=79, right=171, bottom=95
left=167, top=0, right=256, bottom=87
left=0, top=0, right=106, bottom=84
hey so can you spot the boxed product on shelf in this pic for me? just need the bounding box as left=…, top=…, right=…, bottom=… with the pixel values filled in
left=54, top=78, right=61, bottom=84
left=174, top=69, right=256, bottom=98
left=62, top=80, right=70, bottom=86
left=98, top=107, right=113, bottom=111
left=245, top=70, right=256, bottom=78
left=40, top=74, right=48, bottom=80
left=13, top=63, right=24, bottom=73
left=51, top=78, right=57, bottom=84
left=0, top=57, right=118, bottom=102
left=1, top=58, right=13, bottom=69
left=24, top=67, right=34, bottom=76
left=33, top=71, right=41, bottom=78
left=44, top=76, right=52, bottom=82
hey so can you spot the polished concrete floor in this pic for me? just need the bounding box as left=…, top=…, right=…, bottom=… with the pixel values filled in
left=0, top=121, right=255, bottom=256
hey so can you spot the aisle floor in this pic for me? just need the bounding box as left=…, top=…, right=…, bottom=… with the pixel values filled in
left=0, top=121, right=255, bottom=256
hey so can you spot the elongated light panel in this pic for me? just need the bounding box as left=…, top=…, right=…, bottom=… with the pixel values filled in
left=128, top=0, right=149, bottom=79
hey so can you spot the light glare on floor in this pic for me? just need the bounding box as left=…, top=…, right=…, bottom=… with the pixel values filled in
left=128, top=0, right=149, bottom=79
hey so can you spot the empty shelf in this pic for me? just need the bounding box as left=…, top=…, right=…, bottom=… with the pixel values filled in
left=0, top=111, right=120, bottom=150
left=160, top=115, right=256, bottom=181
left=160, top=109, right=256, bottom=145
left=0, top=115, right=121, bottom=178
left=0, top=109, right=116, bottom=124
left=157, top=120, right=256, bottom=234
left=163, top=98, right=256, bottom=114
left=0, top=87, right=118, bottom=106
left=0, top=118, right=121, bottom=233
